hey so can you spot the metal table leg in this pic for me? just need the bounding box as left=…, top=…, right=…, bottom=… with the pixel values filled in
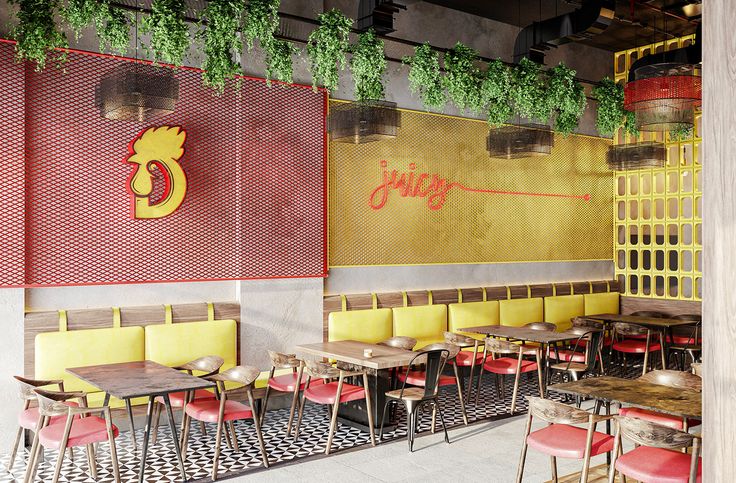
left=162, top=393, right=188, bottom=482
left=125, top=398, right=137, bottom=450
left=137, top=396, right=155, bottom=483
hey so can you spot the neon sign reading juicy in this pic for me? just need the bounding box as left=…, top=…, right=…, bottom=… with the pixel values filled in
left=369, top=160, right=591, bottom=211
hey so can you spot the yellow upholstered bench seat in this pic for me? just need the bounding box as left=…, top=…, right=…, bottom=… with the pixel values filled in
left=448, top=301, right=499, bottom=341
left=392, top=305, right=447, bottom=349
left=145, top=319, right=238, bottom=372
left=499, top=298, right=544, bottom=327
left=584, top=292, right=620, bottom=315
left=544, top=295, right=585, bottom=331
left=328, top=308, right=393, bottom=344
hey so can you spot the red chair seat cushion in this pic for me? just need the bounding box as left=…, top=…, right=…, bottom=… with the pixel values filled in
left=304, top=382, right=366, bottom=405
left=619, top=407, right=700, bottom=430
left=667, top=335, right=702, bottom=345
left=615, top=446, right=702, bottom=483
left=38, top=416, right=118, bottom=449
left=482, top=357, right=538, bottom=375
left=185, top=399, right=253, bottom=423
left=527, top=424, right=614, bottom=459
left=612, top=339, right=661, bottom=353
left=18, top=403, right=79, bottom=430
left=578, top=337, right=613, bottom=347
left=398, top=371, right=456, bottom=387
left=550, top=349, right=587, bottom=363
left=269, top=373, right=324, bottom=392
left=155, top=389, right=215, bottom=407
left=453, top=351, right=485, bottom=366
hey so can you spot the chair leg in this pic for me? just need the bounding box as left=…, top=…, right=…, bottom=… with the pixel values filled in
left=51, top=417, right=73, bottom=483
left=467, top=359, right=476, bottom=404
left=452, top=365, right=468, bottom=425
left=150, top=402, right=161, bottom=446
left=430, top=404, right=437, bottom=434
left=510, top=372, right=522, bottom=414
left=515, top=412, right=533, bottom=483
left=362, top=373, right=376, bottom=447
left=475, top=366, right=486, bottom=406
left=535, top=351, right=544, bottom=398
left=228, top=422, right=239, bottom=452
left=379, top=400, right=394, bottom=441
left=23, top=425, right=43, bottom=483
left=8, top=425, right=23, bottom=472
left=550, top=456, right=558, bottom=483
left=252, top=414, right=270, bottom=468
left=293, top=391, right=307, bottom=441
left=659, top=332, right=667, bottom=370
left=260, top=385, right=271, bottom=426
left=211, top=415, right=224, bottom=481
left=105, top=412, right=121, bottom=483
left=642, top=347, right=650, bottom=376
left=180, top=413, right=192, bottom=459
left=408, top=407, right=417, bottom=452
left=325, top=402, right=341, bottom=455
left=287, top=386, right=300, bottom=436
left=85, top=443, right=97, bottom=479
left=434, top=400, right=450, bottom=444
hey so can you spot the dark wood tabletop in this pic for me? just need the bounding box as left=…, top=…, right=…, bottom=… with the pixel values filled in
left=458, top=324, right=583, bottom=344
left=586, top=313, right=699, bottom=329
left=67, top=360, right=214, bottom=400
left=547, top=376, right=702, bottom=419
left=295, top=340, right=416, bottom=370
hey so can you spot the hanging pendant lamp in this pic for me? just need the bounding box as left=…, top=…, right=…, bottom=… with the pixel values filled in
left=487, top=124, right=554, bottom=159
left=606, top=141, right=666, bottom=171
left=328, top=101, right=401, bottom=144
left=96, top=63, right=179, bottom=122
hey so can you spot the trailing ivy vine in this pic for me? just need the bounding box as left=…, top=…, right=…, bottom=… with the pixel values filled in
left=62, top=0, right=97, bottom=38
left=306, top=8, right=352, bottom=92
left=403, top=42, right=445, bottom=111
left=547, top=63, right=587, bottom=135
left=264, top=38, right=298, bottom=84
left=592, top=77, right=639, bottom=138
left=62, top=0, right=130, bottom=55
left=243, top=0, right=279, bottom=50
left=142, top=0, right=190, bottom=66
left=199, top=0, right=244, bottom=93
left=670, top=122, right=693, bottom=141
left=348, top=29, right=386, bottom=103
left=481, top=59, right=512, bottom=126
left=443, top=42, right=483, bottom=112
left=9, top=0, right=67, bottom=70
left=509, top=57, right=550, bottom=123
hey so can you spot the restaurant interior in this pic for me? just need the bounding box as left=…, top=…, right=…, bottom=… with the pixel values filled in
left=0, top=0, right=731, bottom=481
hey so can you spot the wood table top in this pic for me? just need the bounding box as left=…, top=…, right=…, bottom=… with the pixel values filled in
left=67, top=360, right=214, bottom=400
left=295, top=340, right=416, bottom=370
left=586, top=313, right=699, bottom=329
left=458, top=325, right=584, bottom=344
left=547, top=376, right=702, bottom=419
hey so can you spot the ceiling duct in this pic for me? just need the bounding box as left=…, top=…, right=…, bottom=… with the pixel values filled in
left=513, top=0, right=615, bottom=64
left=95, top=63, right=179, bottom=122
left=329, top=101, right=401, bottom=144
left=357, top=0, right=407, bottom=34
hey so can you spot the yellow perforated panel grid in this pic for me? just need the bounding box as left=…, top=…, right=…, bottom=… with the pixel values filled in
left=329, top=102, right=613, bottom=267
left=613, top=34, right=702, bottom=300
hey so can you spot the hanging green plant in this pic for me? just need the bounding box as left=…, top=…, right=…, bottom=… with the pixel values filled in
left=264, top=38, right=298, bottom=85
left=509, top=57, right=550, bottom=123
left=62, top=0, right=98, bottom=38
left=442, top=42, right=483, bottom=112
left=670, top=123, right=693, bottom=141
left=547, top=63, right=587, bottom=135
left=481, top=59, right=512, bottom=126
left=592, top=77, right=627, bottom=137
left=306, top=8, right=352, bottom=92
left=199, top=0, right=244, bottom=93
left=142, top=0, right=190, bottom=66
left=9, top=0, right=68, bottom=70
left=403, top=42, right=445, bottom=111
left=348, top=29, right=386, bottom=103
left=243, top=0, right=279, bottom=51
left=95, top=3, right=131, bottom=55
left=624, top=110, right=639, bottom=137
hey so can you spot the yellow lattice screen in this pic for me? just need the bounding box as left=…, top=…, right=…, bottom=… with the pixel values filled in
left=329, top=102, right=613, bottom=267
left=613, top=34, right=702, bottom=300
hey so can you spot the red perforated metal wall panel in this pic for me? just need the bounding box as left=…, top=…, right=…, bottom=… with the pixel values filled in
left=0, top=41, right=327, bottom=286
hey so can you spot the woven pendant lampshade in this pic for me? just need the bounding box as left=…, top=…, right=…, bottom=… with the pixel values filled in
left=486, top=124, right=554, bottom=159
left=624, top=63, right=701, bottom=132
left=328, top=101, right=401, bottom=144
left=95, top=64, right=179, bottom=122
left=606, top=141, right=666, bottom=171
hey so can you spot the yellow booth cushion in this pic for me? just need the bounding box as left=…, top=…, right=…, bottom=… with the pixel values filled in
left=499, top=298, right=544, bottom=327
left=35, top=326, right=145, bottom=408
left=448, top=301, right=499, bottom=340
left=544, top=295, right=585, bottom=331
left=145, top=319, right=237, bottom=371
left=392, top=305, right=447, bottom=349
left=328, top=308, right=393, bottom=344
left=584, top=292, right=620, bottom=315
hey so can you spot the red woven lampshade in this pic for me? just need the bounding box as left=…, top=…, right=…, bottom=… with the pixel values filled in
left=624, top=70, right=701, bottom=132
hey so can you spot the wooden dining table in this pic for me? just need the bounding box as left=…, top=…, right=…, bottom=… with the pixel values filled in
left=295, top=340, right=416, bottom=430
left=67, top=360, right=214, bottom=483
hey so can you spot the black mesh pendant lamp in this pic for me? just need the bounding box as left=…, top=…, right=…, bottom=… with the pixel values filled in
left=606, top=141, right=666, bottom=171
left=328, top=100, right=401, bottom=144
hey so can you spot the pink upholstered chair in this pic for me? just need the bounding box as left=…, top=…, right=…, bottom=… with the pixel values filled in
left=609, top=416, right=702, bottom=483
left=293, top=360, right=376, bottom=455
left=444, top=332, right=484, bottom=402
left=180, top=365, right=269, bottom=479
left=151, top=355, right=224, bottom=445
left=516, top=397, right=614, bottom=483
left=619, top=370, right=702, bottom=430
left=24, top=388, right=120, bottom=483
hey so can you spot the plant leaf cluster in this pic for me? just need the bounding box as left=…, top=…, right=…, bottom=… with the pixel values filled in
left=142, top=0, right=190, bottom=66
left=9, top=0, right=68, bottom=70
left=442, top=42, right=483, bottom=112
left=403, top=42, right=445, bottom=111
left=348, top=29, right=386, bottom=103
left=307, top=8, right=353, bottom=92
left=199, top=0, right=244, bottom=93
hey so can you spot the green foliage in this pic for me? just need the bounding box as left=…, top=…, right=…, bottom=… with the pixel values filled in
left=509, top=57, right=549, bottom=123
left=307, top=8, right=353, bottom=92
left=95, top=4, right=130, bottom=55
left=481, top=59, right=512, bottom=126
left=442, top=42, right=483, bottom=112
left=624, top=110, right=639, bottom=137
left=403, top=42, right=445, bottom=111
left=142, top=0, right=190, bottom=66
left=592, top=77, right=627, bottom=137
left=547, top=63, right=586, bottom=135
left=242, top=0, right=279, bottom=51
left=200, top=0, right=244, bottom=93
left=9, top=0, right=68, bottom=70
left=62, top=0, right=97, bottom=38
left=264, top=38, right=298, bottom=85
left=670, top=122, right=693, bottom=141
left=348, top=29, right=386, bottom=102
